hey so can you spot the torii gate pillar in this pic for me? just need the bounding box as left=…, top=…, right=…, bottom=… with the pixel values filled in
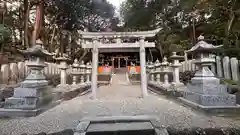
left=91, top=38, right=98, bottom=99
left=139, top=37, right=149, bottom=97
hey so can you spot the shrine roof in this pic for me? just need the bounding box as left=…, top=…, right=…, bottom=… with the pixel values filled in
left=78, top=28, right=162, bottom=39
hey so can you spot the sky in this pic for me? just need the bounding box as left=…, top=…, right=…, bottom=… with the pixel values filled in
left=107, top=0, right=125, bottom=11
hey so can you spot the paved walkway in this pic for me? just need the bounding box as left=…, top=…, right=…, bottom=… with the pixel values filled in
left=0, top=74, right=240, bottom=135
left=91, top=73, right=142, bottom=99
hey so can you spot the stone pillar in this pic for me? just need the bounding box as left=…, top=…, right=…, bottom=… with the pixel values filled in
left=230, top=57, right=239, bottom=82
left=139, top=37, right=148, bottom=97
left=223, top=56, right=231, bottom=79
left=91, top=38, right=99, bottom=99
left=216, top=56, right=223, bottom=78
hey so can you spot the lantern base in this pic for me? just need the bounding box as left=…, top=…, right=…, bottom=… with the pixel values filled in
left=179, top=97, right=240, bottom=113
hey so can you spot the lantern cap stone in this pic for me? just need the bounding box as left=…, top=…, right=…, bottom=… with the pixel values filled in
left=154, top=59, right=160, bottom=66
left=80, top=61, right=86, bottom=67
left=55, top=56, right=71, bottom=62
left=72, top=59, right=80, bottom=67
left=186, top=35, right=223, bottom=54
left=161, top=57, right=169, bottom=66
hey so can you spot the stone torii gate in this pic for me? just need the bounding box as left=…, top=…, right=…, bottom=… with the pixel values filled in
left=78, top=29, right=161, bottom=99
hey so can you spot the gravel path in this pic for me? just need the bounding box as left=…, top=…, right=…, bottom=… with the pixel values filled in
left=0, top=74, right=240, bottom=135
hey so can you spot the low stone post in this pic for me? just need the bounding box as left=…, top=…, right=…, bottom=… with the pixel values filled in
left=79, top=61, right=86, bottom=85
left=72, top=59, right=79, bottom=85
left=154, top=59, right=161, bottom=84
left=86, top=62, right=92, bottom=84
left=169, top=52, right=184, bottom=86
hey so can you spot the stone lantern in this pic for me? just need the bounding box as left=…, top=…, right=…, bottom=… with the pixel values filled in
left=154, top=59, right=161, bottom=84
left=180, top=35, right=239, bottom=110
left=72, top=59, right=80, bottom=85
left=79, top=61, right=86, bottom=85
left=2, top=39, right=54, bottom=116
left=169, top=52, right=184, bottom=86
left=160, top=57, right=171, bottom=87
left=147, top=62, right=155, bottom=82
left=18, top=39, right=53, bottom=88
left=55, top=56, right=71, bottom=87
left=85, top=62, right=92, bottom=84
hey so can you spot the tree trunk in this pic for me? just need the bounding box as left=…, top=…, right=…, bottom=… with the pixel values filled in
left=60, top=33, right=63, bottom=57
left=24, top=0, right=30, bottom=48
left=50, top=25, right=56, bottom=52
left=31, top=1, right=44, bottom=46
left=79, top=49, right=88, bottom=61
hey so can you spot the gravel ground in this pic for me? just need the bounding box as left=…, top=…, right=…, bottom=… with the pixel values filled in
left=0, top=74, right=240, bottom=135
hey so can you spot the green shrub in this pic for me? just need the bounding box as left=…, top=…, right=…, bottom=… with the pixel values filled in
left=180, top=71, right=196, bottom=85
left=220, top=79, right=240, bottom=85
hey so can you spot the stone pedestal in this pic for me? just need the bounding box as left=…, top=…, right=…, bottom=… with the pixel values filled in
left=0, top=40, right=54, bottom=117
left=181, top=65, right=238, bottom=109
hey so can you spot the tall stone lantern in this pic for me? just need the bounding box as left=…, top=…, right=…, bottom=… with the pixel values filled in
left=180, top=36, right=239, bottom=110
left=85, top=62, right=92, bottom=84
left=72, top=59, right=80, bottom=85
left=147, top=62, right=155, bottom=82
left=79, top=61, right=86, bottom=85
left=55, top=56, right=71, bottom=87
left=169, top=52, right=184, bottom=86
left=18, top=39, right=53, bottom=88
left=154, top=59, right=161, bottom=84
left=160, top=57, right=171, bottom=87
left=2, top=39, right=54, bottom=116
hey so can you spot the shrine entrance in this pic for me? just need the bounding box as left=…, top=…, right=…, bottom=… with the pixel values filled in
left=112, top=56, right=127, bottom=69
left=79, top=28, right=161, bottom=99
